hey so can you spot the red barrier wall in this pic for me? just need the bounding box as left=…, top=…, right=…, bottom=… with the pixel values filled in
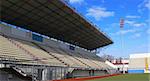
left=53, top=74, right=121, bottom=81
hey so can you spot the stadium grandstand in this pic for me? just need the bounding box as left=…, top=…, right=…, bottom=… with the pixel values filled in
left=0, top=0, right=116, bottom=81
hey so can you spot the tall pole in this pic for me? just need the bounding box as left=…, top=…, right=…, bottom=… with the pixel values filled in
left=120, top=18, right=125, bottom=74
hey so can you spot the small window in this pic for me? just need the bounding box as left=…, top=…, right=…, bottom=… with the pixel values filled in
left=32, top=34, right=43, bottom=42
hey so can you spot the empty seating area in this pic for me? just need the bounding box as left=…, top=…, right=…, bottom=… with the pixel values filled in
left=63, top=49, right=112, bottom=69
left=0, top=35, right=64, bottom=66
left=12, top=38, right=65, bottom=66
left=40, top=45, right=88, bottom=68
left=0, top=35, right=111, bottom=70
left=39, top=44, right=112, bottom=69
left=80, top=53, right=112, bottom=69
left=0, top=35, right=35, bottom=64
left=64, top=50, right=100, bottom=69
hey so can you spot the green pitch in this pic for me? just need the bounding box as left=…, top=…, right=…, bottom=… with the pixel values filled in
left=87, top=74, right=150, bottom=81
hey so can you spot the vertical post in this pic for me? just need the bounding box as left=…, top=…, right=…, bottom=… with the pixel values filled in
left=145, top=57, right=149, bottom=73
left=60, top=67, right=62, bottom=79
left=122, top=58, right=125, bottom=74
left=32, top=65, right=34, bottom=81
left=55, top=67, right=57, bottom=80
left=120, top=18, right=125, bottom=74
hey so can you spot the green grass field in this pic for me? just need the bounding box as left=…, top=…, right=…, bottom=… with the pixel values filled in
left=87, top=74, right=150, bottom=81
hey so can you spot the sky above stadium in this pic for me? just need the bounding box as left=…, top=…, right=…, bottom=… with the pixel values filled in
left=68, top=0, right=150, bottom=58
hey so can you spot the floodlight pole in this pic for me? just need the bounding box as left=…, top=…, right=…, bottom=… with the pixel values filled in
left=121, top=28, right=125, bottom=74
left=120, top=18, right=125, bottom=74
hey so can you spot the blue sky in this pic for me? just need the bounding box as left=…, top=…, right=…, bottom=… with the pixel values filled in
left=68, top=0, right=150, bottom=58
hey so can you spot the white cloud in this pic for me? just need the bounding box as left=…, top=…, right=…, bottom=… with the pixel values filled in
left=132, top=33, right=141, bottom=38
left=118, top=29, right=137, bottom=35
left=138, top=0, right=150, bottom=13
left=145, top=0, right=150, bottom=9
left=147, top=29, right=150, bottom=34
left=125, top=20, right=146, bottom=27
left=125, top=20, right=135, bottom=25
left=126, top=15, right=141, bottom=19
left=86, top=7, right=114, bottom=20
left=135, top=33, right=141, bottom=37
left=132, top=23, right=146, bottom=27
left=112, top=29, right=137, bottom=36
left=101, top=0, right=105, bottom=3
left=69, top=0, right=84, bottom=4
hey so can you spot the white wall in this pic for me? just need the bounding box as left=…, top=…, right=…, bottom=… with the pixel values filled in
left=129, top=53, right=150, bottom=72
left=11, top=28, right=26, bottom=38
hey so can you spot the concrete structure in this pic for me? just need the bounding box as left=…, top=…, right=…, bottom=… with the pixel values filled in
left=128, top=53, right=150, bottom=73
left=0, top=23, right=115, bottom=81
left=109, top=59, right=129, bottom=73
left=0, top=0, right=115, bottom=80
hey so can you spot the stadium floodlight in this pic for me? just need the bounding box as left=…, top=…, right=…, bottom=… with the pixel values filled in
left=120, top=18, right=124, bottom=28
left=120, top=18, right=126, bottom=74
